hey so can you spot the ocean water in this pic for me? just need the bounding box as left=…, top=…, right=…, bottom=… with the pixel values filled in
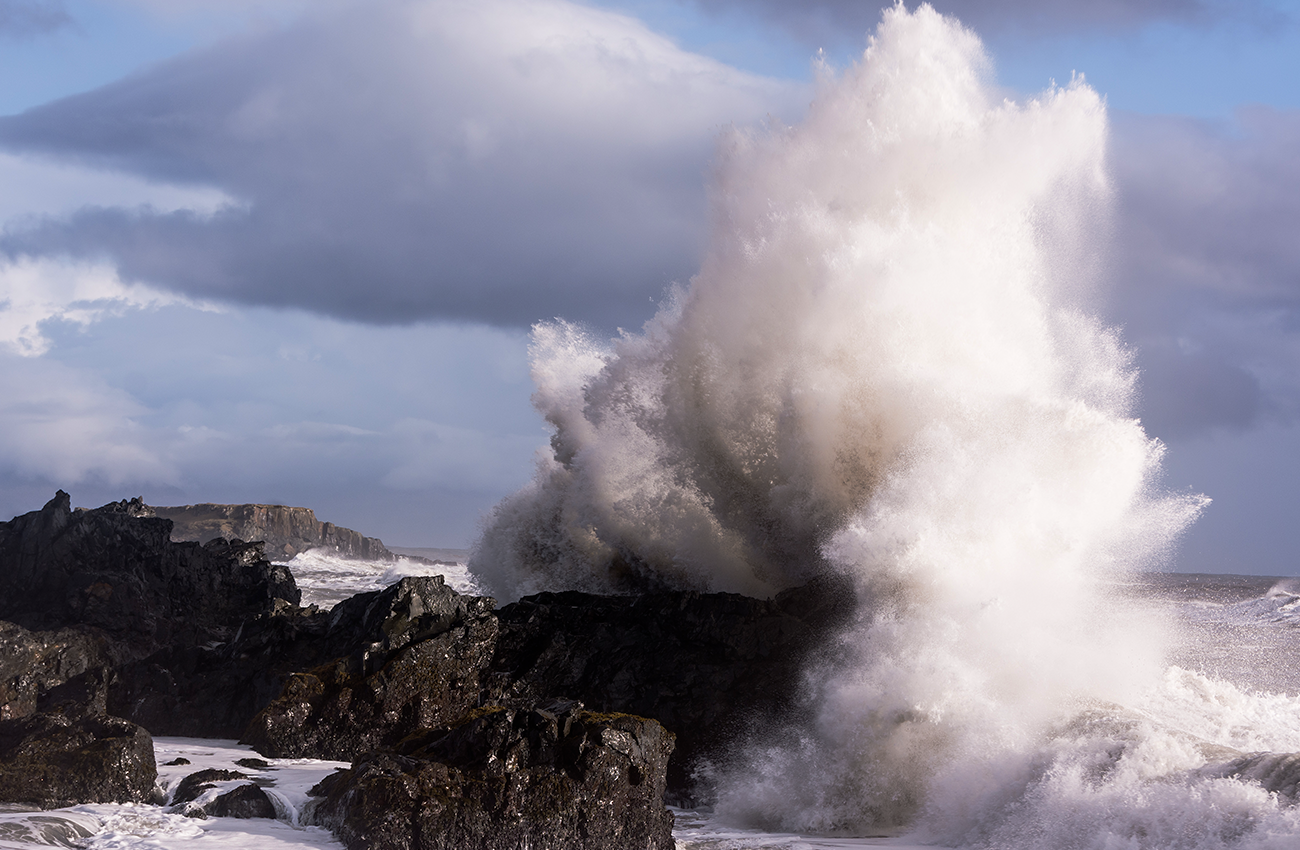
left=5, top=570, right=1300, bottom=849
left=0, top=737, right=348, bottom=850
left=280, top=547, right=478, bottom=607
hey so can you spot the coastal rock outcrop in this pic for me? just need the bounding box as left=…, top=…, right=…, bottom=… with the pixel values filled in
left=110, top=575, right=495, bottom=741
left=237, top=573, right=853, bottom=801
left=0, top=490, right=854, bottom=839
left=0, top=621, right=116, bottom=721
left=155, top=502, right=397, bottom=561
left=310, top=701, right=675, bottom=850
left=0, top=491, right=299, bottom=650
left=485, top=575, right=856, bottom=792
left=242, top=577, right=498, bottom=759
left=0, top=711, right=156, bottom=807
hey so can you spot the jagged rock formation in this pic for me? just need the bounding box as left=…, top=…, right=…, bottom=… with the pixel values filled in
left=0, top=621, right=117, bottom=721
left=155, top=502, right=396, bottom=562
left=0, top=711, right=156, bottom=807
left=0, top=491, right=299, bottom=651
left=310, top=702, right=675, bottom=850
left=0, top=491, right=857, bottom=848
left=110, top=575, right=491, bottom=741
left=483, top=576, right=855, bottom=794
left=239, top=575, right=853, bottom=799
left=243, top=577, right=498, bottom=759
left=0, top=491, right=299, bottom=808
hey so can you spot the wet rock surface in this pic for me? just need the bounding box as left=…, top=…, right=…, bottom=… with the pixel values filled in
left=0, top=491, right=856, bottom=845
left=485, top=574, right=856, bottom=792
left=169, top=768, right=277, bottom=819
left=242, top=610, right=498, bottom=759
left=0, top=711, right=156, bottom=807
left=310, top=701, right=675, bottom=850
left=111, top=575, right=494, bottom=741
left=0, top=620, right=116, bottom=721
left=0, top=491, right=299, bottom=648
left=240, top=576, right=499, bottom=759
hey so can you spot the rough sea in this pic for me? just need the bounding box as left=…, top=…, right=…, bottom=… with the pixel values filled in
left=4, top=551, right=1300, bottom=849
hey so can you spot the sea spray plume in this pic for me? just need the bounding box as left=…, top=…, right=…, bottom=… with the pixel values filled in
left=688, top=6, right=1206, bottom=839
left=471, top=3, right=1197, bottom=604
left=472, top=5, right=1208, bottom=836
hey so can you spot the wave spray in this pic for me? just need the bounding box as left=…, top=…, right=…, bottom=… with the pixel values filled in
left=471, top=4, right=1232, bottom=844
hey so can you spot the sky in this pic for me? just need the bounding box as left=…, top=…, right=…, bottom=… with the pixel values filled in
left=1, top=0, right=1299, bottom=573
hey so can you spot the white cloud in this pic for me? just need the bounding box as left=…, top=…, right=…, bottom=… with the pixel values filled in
left=0, top=353, right=176, bottom=484
left=0, top=255, right=202, bottom=356
left=0, top=150, right=237, bottom=226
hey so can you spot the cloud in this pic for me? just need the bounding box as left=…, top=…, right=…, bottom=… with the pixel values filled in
left=687, top=0, right=1244, bottom=41
left=0, top=150, right=236, bottom=224
left=0, top=0, right=69, bottom=37
left=1108, top=107, right=1300, bottom=441
left=0, top=352, right=176, bottom=485
left=0, top=0, right=801, bottom=330
left=381, top=418, right=544, bottom=492
left=0, top=299, right=544, bottom=544
left=0, top=255, right=199, bottom=356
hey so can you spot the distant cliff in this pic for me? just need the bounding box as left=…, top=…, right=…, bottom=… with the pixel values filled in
left=154, top=503, right=395, bottom=562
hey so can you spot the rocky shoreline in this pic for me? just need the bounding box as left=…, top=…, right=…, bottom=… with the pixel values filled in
left=0, top=492, right=854, bottom=849
left=155, top=502, right=407, bottom=563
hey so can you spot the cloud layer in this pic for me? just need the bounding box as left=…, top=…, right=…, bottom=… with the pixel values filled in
left=4, top=0, right=1300, bottom=542
left=0, top=0, right=800, bottom=330
left=1110, top=108, right=1300, bottom=441
left=0, top=303, right=543, bottom=545
left=0, top=0, right=69, bottom=37
left=691, top=0, right=1230, bottom=41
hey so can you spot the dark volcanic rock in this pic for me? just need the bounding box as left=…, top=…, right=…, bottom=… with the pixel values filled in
left=111, top=575, right=495, bottom=741
left=209, top=782, right=278, bottom=819
left=169, top=768, right=277, bottom=819
left=242, top=577, right=498, bottom=759
left=108, top=602, right=329, bottom=738
left=0, top=492, right=855, bottom=819
left=0, top=711, right=156, bottom=807
left=172, top=768, right=249, bottom=806
left=242, top=572, right=853, bottom=801
left=0, top=491, right=299, bottom=649
left=485, top=574, right=855, bottom=793
left=310, top=703, right=675, bottom=850
left=156, top=503, right=397, bottom=562
left=0, top=620, right=116, bottom=721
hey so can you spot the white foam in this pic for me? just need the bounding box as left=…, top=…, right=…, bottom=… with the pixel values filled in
left=671, top=807, right=940, bottom=849
left=0, top=739, right=346, bottom=850
left=279, top=549, right=481, bottom=608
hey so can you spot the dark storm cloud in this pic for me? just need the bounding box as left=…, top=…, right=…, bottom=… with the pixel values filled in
left=0, top=0, right=69, bottom=37
left=690, top=0, right=1234, bottom=40
left=0, top=0, right=796, bottom=329
left=1110, top=108, right=1300, bottom=441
